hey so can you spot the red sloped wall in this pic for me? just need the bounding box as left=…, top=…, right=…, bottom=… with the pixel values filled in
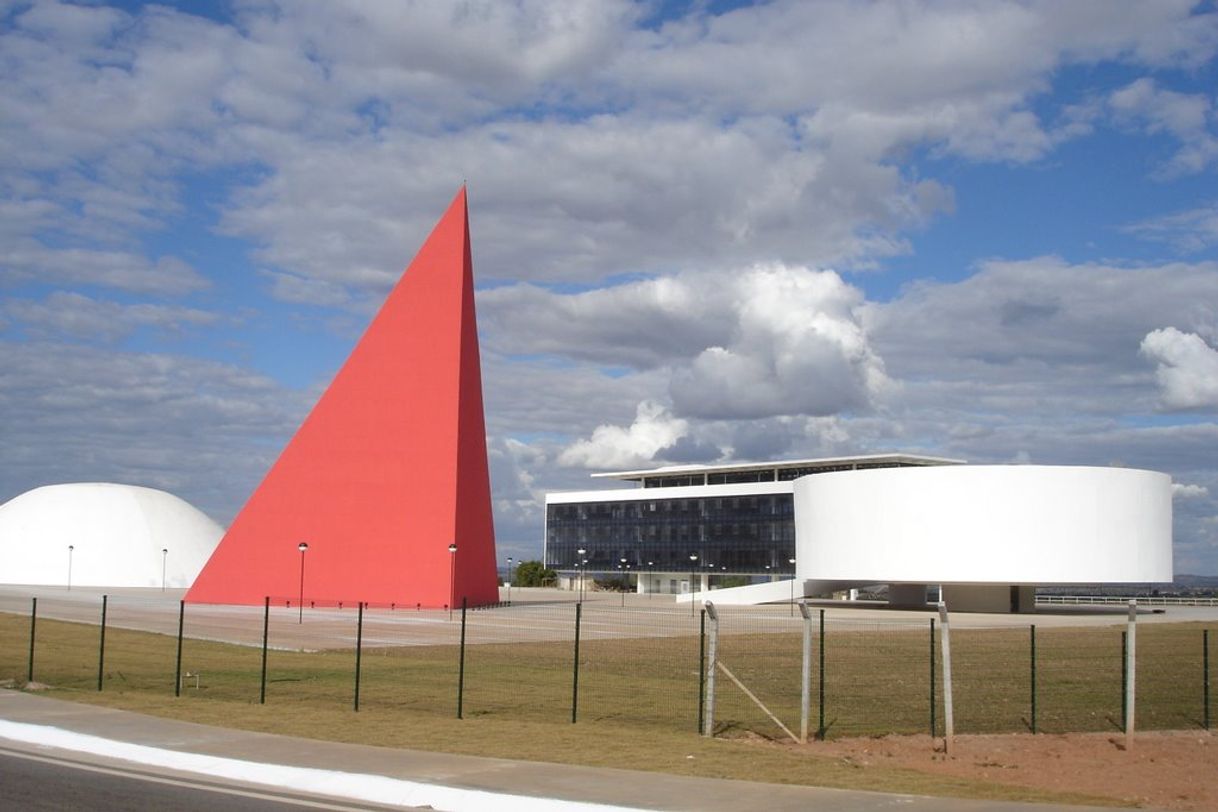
left=187, top=188, right=499, bottom=608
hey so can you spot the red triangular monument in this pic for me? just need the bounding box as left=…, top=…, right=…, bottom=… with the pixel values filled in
left=187, top=188, right=498, bottom=608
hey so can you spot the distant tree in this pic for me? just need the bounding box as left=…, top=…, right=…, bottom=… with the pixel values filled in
left=514, top=559, right=557, bottom=587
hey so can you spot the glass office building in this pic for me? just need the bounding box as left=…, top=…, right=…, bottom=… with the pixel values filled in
left=544, top=454, right=960, bottom=593
left=546, top=493, right=795, bottom=574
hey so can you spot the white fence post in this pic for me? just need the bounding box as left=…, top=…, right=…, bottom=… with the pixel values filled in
left=798, top=601, right=812, bottom=743
left=703, top=601, right=718, bottom=737
left=937, top=600, right=954, bottom=753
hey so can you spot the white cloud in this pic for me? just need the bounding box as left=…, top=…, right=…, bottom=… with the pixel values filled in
left=1141, top=327, right=1218, bottom=410
left=1174, top=482, right=1210, bottom=500
left=1125, top=203, right=1218, bottom=254
left=483, top=263, right=890, bottom=421
left=2, top=291, right=220, bottom=342
left=872, top=258, right=1218, bottom=417
left=0, top=339, right=310, bottom=523
left=558, top=400, right=689, bottom=470
left=1, top=243, right=209, bottom=296
left=6, top=0, right=1213, bottom=305
left=671, top=264, right=891, bottom=419
left=1107, top=78, right=1218, bottom=176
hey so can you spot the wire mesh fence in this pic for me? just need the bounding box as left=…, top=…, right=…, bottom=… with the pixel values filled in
left=820, top=617, right=934, bottom=738
left=0, top=593, right=1212, bottom=744
left=1035, top=625, right=1124, bottom=734
left=1139, top=624, right=1212, bottom=731
left=952, top=626, right=1032, bottom=734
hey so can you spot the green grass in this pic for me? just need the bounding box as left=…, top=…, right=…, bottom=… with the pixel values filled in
left=2, top=611, right=1211, bottom=807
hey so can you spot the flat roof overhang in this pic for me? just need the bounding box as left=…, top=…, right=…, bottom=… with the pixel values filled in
left=590, top=452, right=966, bottom=483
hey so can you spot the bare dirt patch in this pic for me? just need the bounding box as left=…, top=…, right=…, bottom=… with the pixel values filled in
left=812, top=730, right=1217, bottom=810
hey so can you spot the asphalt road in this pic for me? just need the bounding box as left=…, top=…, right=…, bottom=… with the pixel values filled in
left=0, top=745, right=411, bottom=812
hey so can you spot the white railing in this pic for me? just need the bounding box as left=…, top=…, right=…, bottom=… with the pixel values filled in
left=1036, top=594, right=1218, bottom=607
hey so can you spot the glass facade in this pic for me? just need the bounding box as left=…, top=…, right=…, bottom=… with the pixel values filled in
left=545, top=494, right=795, bottom=574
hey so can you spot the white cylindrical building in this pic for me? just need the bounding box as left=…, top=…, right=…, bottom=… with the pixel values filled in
left=794, top=465, right=1172, bottom=609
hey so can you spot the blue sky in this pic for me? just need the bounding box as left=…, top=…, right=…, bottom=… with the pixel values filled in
left=2, top=0, right=1217, bottom=573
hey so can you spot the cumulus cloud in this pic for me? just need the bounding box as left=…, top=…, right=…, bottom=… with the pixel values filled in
left=1174, top=482, right=1210, bottom=500
left=484, top=263, right=890, bottom=421
left=6, top=1, right=1213, bottom=305
left=1108, top=78, right=1218, bottom=176
left=1141, top=327, right=1218, bottom=410
left=671, top=264, right=891, bottom=419
left=872, top=258, right=1218, bottom=417
left=558, top=400, right=689, bottom=470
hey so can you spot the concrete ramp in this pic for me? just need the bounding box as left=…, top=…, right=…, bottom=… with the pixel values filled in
left=676, top=578, right=851, bottom=606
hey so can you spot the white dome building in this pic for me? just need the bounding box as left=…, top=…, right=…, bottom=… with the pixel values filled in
left=0, top=483, right=223, bottom=589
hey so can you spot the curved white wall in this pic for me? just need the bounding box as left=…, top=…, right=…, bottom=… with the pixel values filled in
left=795, top=465, right=1172, bottom=584
left=0, top=483, right=223, bottom=588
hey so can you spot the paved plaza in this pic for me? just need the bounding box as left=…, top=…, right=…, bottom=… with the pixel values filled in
left=2, top=585, right=1216, bottom=652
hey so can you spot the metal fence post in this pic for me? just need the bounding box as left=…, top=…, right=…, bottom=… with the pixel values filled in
left=1125, top=599, right=1136, bottom=748
left=702, top=602, right=718, bottom=737
left=354, top=601, right=364, bottom=712
left=27, top=597, right=36, bottom=683
left=1121, top=629, right=1127, bottom=730
left=1204, top=629, right=1211, bottom=731
left=457, top=597, right=467, bottom=719
left=259, top=596, right=269, bottom=705
left=1030, top=624, right=1037, bottom=734
left=97, top=594, right=108, bottom=691
left=799, top=602, right=812, bottom=743
left=698, top=608, right=706, bottom=733
left=937, top=601, right=954, bottom=753
left=571, top=602, right=581, bottom=724
left=818, top=608, right=825, bottom=740
left=174, top=599, right=184, bottom=697
left=929, top=617, right=936, bottom=737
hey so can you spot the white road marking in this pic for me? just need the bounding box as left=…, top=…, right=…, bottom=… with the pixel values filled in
left=0, top=720, right=644, bottom=812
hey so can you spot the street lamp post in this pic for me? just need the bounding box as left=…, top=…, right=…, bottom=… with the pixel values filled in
left=161, top=548, right=168, bottom=592
left=688, top=553, right=698, bottom=616
left=789, top=557, right=797, bottom=617
left=447, top=543, right=458, bottom=620
left=297, top=542, right=309, bottom=624
left=647, top=561, right=654, bottom=599
left=67, top=545, right=74, bottom=591
left=577, top=548, right=586, bottom=601
left=619, top=558, right=627, bottom=607
left=506, top=556, right=513, bottom=604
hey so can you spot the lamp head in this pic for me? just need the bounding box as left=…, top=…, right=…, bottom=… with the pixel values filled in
left=298, top=542, right=309, bottom=552
left=448, top=543, right=458, bottom=553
